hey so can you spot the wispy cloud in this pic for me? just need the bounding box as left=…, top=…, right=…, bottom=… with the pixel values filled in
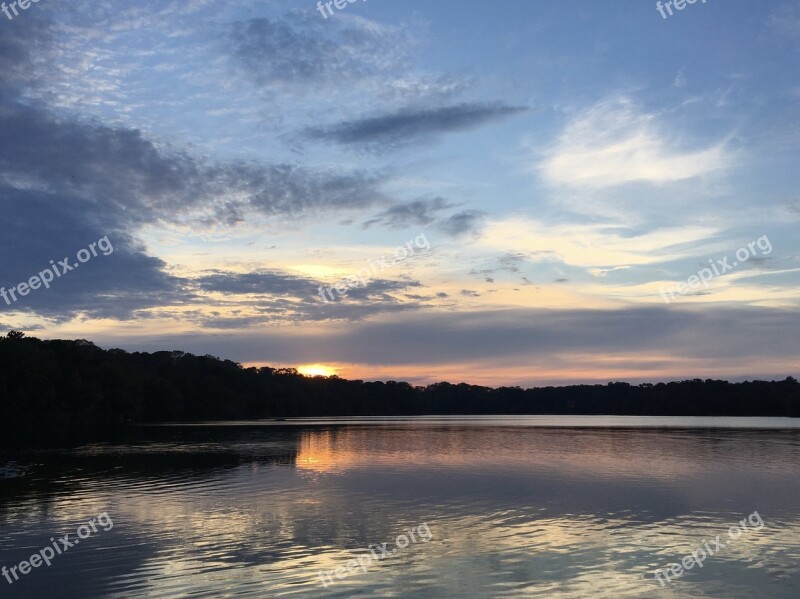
left=363, top=197, right=485, bottom=237
left=364, top=197, right=453, bottom=229
left=479, top=218, right=721, bottom=270
left=231, top=15, right=414, bottom=87
left=540, top=97, right=731, bottom=188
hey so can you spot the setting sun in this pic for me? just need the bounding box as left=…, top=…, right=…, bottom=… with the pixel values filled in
left=297, top=364, right=337, bottom=378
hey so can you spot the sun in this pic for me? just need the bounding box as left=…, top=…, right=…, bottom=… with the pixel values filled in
left=297, top=364, right=337, bottom=378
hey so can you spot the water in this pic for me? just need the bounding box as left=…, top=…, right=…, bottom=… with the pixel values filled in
left=1, top=417, right=799, bottom=598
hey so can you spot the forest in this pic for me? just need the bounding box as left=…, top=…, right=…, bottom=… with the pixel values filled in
left=1, top=332, right=798, bottom=447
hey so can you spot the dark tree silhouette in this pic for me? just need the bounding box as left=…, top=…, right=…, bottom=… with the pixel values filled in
left=0, top=333, right=797, bottom=448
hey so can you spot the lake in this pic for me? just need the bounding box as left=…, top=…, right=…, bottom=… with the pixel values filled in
left=2, top=417, right=799, bottom=598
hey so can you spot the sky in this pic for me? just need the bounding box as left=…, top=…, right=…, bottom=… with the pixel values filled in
left=0, top=0, right=798, bottom=386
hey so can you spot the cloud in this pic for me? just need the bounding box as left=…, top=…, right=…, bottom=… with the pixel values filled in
left=0, top=17, right=390, bottom=322
left=0, top=14, right=194, bottom=321
left=437, top=210, right=487, bottom=238
left=363, top=197, right=486, bottom=237
left=95, top=307, right=800, bottom=377
left=496, top=251, right=555, bottom=273
left=469, top=268, right=495, bottom=283
left=228, top=13, right=467, bottom=108
left=364, top=197, right=453, bottom=229
left=193, top=270, right=422, bottom=304
left=0, top=99, right=388, bottom=227
left=231, top=15, right=414, bottom=87
left=0, top=102, right=386, bottom=320
left=305, top=103, right=528, bottom=151
left=479, top=218, right=723, bottom=270
left=0, top=190, right=191, bottom=321
left=180, top=269, right=427, bottom=326
left=195, top=271, right=323, bottom=297
left=785, top=200, right=800, bottom=217
left=239, top=164, right=387, bottom=220
left=0, top=13, right=55, bottom=95
left=673, top=68, right=687, bottom=88
left=591, top=266, right=632, bottom=278
left=0, top=11, right=389, bottom=222
left=540, top=97, right=730, bottom=188
left=333, top=279, right=422, bottom=302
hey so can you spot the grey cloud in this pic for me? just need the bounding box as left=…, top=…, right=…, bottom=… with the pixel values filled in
left=302, top=301, right=423, bottom=323
left=0, top=17, right=390, bottom=322
left=0, top=190, right=191, bottom=321
left=0, top=14, right=387, bottom=227
left=0, top=18, right=196, bottom=322
left=498, top=252, right=528, bottom=273
left=469, top=269, right=495, bottom=283
left=241, top=164, right=387, bottom=218
left=187, top=270, right=426, bottom=324
left=305, top=103, right=528, bottom=151
left=0, top=102, right=385, bottom=322
left=0, top=14, right=55, bottom=94
left=437, top=210, right=487, bottom=237
left=0, top=103, right=198, bottom=223
left=233, top=18, right=334, bottom=84
left=363, top=197, right=452, bottom=229
left=231, top=16, right=413, bottom=87
left=319, top=307, right=800, bottom=365
left=332, top=279, right=422, bottom=302
left=95, top=307, right=800, bottom=371
left=363, top=197, right=485, bottom=238
left=190, top=314, right=275, bottom=331
left=0, top=100, right=387, bottom=226
left=195, top=271, right=322, bottom=297
left=0, top=10, right=498, bottom=327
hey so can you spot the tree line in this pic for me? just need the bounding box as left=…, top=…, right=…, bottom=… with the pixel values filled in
left=1, top=332, right=798, bottom=447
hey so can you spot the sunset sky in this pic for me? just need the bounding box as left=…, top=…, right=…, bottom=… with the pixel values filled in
left=1, top=0, right=798, bottom=386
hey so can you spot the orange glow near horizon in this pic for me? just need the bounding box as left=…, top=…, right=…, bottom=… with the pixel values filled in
left=297, top=364, right=338, bottom=378
left=233, top=353, right=800, bottom=389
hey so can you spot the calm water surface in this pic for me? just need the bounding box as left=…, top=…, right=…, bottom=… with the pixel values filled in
left=2, top=417, right=800, bottom=598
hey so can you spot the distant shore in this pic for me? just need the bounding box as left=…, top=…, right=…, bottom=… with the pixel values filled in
left=1, top=332, right=798, bottom=448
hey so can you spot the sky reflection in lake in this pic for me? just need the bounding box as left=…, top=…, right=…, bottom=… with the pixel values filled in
left=1, top=418, right=799, bottom=598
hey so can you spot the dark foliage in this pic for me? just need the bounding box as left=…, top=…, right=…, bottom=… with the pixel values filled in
left=1, top=332, right=798, bottom=447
